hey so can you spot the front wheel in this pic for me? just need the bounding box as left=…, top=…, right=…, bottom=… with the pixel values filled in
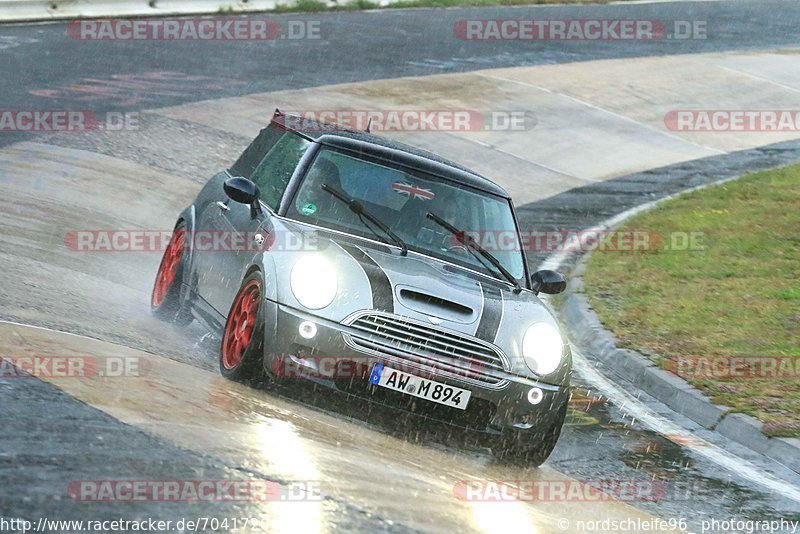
left=219, top=272, right=266, bottom=382
left=491, top=400, right=568, bottom=467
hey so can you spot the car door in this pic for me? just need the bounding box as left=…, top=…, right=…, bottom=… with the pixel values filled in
left=192, top=125, right=283, bottom=311
left=198, top=130, right=312, bottom=316
left=201, top=197, right=267, bottom=316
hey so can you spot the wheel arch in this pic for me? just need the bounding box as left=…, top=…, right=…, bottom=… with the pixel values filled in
left=173, top=205, right=197, bottom=302
left=239, top=254, right=279, bottom=372
left=240, top=251, right=279, bottom=303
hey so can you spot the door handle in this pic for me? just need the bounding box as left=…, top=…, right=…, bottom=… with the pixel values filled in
left=216, top=201, right=230, bottom=211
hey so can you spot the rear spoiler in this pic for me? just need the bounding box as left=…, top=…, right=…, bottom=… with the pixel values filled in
left=271, top=108, right=372, bottom=135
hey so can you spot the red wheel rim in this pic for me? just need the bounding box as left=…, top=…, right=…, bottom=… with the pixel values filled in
left=151, top=228, right=185, bottom=308
left=222, top=279, right=261, bottom=370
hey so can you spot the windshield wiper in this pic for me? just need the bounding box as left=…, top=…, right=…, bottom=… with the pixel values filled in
left=426, top=211, right=522, bottom=293
left=321, top=184, right=408, bottom=256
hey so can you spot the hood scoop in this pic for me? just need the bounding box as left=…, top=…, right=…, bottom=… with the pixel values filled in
left=397, top=288, right=475, bottom=323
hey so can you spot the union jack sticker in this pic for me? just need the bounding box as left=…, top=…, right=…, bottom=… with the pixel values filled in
left=392, top=181, right=435, bottom=201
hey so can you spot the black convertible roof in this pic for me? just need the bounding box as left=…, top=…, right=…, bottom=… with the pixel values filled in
left=273, top=111, right=510, bottom=198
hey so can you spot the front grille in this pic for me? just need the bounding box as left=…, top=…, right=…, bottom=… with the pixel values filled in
left=343, top=312, right=508, bottom=389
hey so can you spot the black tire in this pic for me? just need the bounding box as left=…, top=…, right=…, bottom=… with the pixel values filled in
left=491, top=399, right=568, bottom=467
left=219, top=272, right=266, bottom=382
left=151, top=223, right=193, bottom=326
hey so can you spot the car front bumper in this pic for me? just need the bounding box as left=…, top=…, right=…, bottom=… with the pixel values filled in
left=261, top=301, right=571, bottom=437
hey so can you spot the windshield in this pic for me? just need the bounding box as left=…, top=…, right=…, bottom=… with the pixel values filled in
left=287, top=147, right=526, bottom=283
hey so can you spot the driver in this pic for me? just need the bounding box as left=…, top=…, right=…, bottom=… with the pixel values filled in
left=403, top=189, right=470, bottom=252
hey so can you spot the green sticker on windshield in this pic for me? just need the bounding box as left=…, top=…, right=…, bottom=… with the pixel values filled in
left=301, top=203, right=317, bottom=216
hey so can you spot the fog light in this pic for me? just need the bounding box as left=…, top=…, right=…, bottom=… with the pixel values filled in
left=298, top=321, right=317, bottom=340
left=527, top=387, right=544, bottom=405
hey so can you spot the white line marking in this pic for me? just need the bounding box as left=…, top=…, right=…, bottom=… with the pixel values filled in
left=457, top=135, right=588, bottom=181
left=719, top=65, right=800, bottom=95
left=0, top=319, right=165, bottom=356
left=480, top=72, right=726, bottom=155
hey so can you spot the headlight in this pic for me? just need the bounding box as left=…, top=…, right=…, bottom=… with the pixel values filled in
left=522, top=322, right=564, bottom=375
left=290, top=254, right=338, bottom=309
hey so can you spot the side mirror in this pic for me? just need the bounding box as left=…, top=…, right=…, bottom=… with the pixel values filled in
left=223, top=176, right=260, bottom=204
left=223, top=176, right=263, bottom=218
left=531, top=269, right=566, bottom=295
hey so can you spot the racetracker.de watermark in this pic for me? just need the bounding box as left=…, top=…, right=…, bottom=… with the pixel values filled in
left=276, top=110, right=536, bottom=132
left=67, top=18, right=320, bottom=40
left=63, top=230, right=320, bottom=253
left=453, top=19, right=706, bottom=41
left=68, top=480, right=321, bottom=502
left=451, top=229, right=706, bottom=253
left=666, top=356, right=800, bottom=379
left=0, top=111, right=139, bottom=132
left=0, top=355, right=146, bottom=378
left=270, top=355, right=488, bottom=380
left=453, top=479, right=666, bottom=502
left=665, top=110, right=800, bottom=132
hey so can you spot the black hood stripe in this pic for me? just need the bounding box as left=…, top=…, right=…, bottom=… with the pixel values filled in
left=338, top=243, right=394, bottom=313
left=475, top=284, right=503, bottom=343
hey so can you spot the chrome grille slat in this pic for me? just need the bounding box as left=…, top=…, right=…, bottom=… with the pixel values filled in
left=353, top=316, right=498, bottom=360
left=363, top=316, right=497, bottom=357
left=349, top=322, right=503, bottom=370
left=364, top=320, right=497, bottom=360
left=355, top=331, right=504, bottom=372
left=343, top=312, right=508, bottom=388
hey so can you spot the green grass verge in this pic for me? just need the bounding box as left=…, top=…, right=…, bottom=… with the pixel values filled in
left=583, top=165, right=800, bottom=437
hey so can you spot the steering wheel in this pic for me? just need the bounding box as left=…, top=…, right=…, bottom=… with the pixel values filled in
left=441, top=235, right=469, bottom=255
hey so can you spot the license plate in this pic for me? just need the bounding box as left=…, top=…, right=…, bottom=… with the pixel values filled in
left=369, top=364, right=471, bottom=410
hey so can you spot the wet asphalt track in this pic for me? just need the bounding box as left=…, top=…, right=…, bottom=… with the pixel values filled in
left=2, top=1, right=800, bottom=532
left=3, top=0, right=800, bottom=148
